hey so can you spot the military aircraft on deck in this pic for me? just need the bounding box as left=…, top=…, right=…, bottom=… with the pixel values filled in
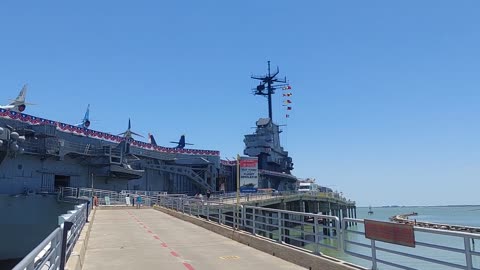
left=75, top=104, right=91, bottom=129
left=0, top=85, right=33, bottom=112
left=148, top=133, right=158, bottom=145
left=148, top=134, right=193, bottom=149
left=118, top=119, right=144, bottom=140
left=170, top=135, right=193, bottom=149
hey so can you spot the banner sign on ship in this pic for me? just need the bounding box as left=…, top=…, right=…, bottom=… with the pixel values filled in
left=239, top=157, right=258, bottom=193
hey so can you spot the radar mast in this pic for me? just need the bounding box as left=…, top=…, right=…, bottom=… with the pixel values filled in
left=251, top=61, right=288, bottom=122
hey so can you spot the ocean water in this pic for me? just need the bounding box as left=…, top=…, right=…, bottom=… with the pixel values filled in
left=318, top=206, right=480, bottom=270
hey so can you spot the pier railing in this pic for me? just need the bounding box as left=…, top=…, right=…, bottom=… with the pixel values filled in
left=12, top=202, right=90, bottom=270
left=210, top=190, right=355, bottom=205
left=343, top=218, right=480, bottom=270
left=156, top=196, right=342, bottom=254
left=59, top=187, right=164, bottom=206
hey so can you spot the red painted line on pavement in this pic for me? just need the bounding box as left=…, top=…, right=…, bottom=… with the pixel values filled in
left=130, top=217, right=192, bottom=269
left=183, top=263, right=195, bottom=270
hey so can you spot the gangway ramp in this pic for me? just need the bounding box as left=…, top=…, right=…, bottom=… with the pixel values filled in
left=83, top=208, right=306, bottom=270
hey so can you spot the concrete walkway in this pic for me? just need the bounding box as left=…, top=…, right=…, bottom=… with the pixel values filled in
left=83, top=208, right=306, bottom=270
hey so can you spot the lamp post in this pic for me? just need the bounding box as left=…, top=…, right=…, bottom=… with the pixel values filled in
left=236, top=154, right=240, bottom=229
left=91, top=173, right=95, bottom=206
left=236, top=154, right=240, bottom=205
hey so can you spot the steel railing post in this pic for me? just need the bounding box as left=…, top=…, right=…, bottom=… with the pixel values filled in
left=313, top=216, right=319, bottom=254
left=465, top=237, right=473, bottom=270
left=337, top=218, right=342, bottom=251
left=59, top=221, right=73, bottom=270
left=371, top=239, right=378, bottom=270
left=252, top=208, right=256, bottom=235
left=243, top=206, right=247, bottom=231
left=55, top=230, right=63, bottom=269
left=86, top=201, right=90, bottom=223
left=207, top=203, right=210, bottom=221
left=234, top=206, right=237, bottom=229
left=279, top=211, right=284, bottom=244
left=240, top=205, right=244, bottom=229
left=343, top=219, right=348, bottom=253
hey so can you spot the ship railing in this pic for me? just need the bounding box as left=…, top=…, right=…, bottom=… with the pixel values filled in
left=154, top=196, right=342, bottom=254
left=59, top=187, right=123, bottom=205
left=13, top=202, right=90, bottom=270
left=342, top=218, right=480, bottom=270
left=20, top=138, right=60, bottom=156
left=61, top=140, right=101, bottom=156
left=120, top=190, right=168, bottom=197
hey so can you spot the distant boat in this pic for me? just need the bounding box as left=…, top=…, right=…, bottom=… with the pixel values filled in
left=368, top=206, right=374, bottom=215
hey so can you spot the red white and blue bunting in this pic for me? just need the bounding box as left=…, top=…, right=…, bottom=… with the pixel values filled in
left=0, top=109, right=220, bottom=156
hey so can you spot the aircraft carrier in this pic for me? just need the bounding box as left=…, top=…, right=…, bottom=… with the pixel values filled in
left=0, top=62, right=296, bottom=196
left=0, top=63, right=297, bottom=263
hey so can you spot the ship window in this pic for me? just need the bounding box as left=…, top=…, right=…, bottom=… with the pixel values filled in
left=18, top=164, right=23, bottom=170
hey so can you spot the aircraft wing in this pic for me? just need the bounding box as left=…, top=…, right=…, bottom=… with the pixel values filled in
left=131, top=131, right=144, bottom=138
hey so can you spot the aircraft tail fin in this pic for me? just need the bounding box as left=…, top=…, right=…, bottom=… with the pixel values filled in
left=169, top=135, right=193, bottom=148
left=148, top=133, right=158, bottom=146
left=9, top=84, right=28, bottom=105
left=84, top=104, right=90, bottom=121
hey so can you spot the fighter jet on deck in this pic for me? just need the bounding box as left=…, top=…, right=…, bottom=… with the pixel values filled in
left=0, top=85, right=34, bottom=112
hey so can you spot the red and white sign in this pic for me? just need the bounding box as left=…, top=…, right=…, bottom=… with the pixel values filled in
left=239, top=157, right=258, bottom=188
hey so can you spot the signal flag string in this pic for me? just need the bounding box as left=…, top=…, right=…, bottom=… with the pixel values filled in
left=282, top=85, right=293, bottom=119
left=282, top=85, right=293, bottom=147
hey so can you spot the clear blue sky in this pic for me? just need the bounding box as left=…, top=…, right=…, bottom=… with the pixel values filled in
left=1, top=1, right=479, bottom=206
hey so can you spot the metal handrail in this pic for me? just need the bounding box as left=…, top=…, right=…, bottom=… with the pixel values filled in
left=343, top=218, right=480, bottom=270
left=61, top=204, right=88, bottom=259
left=12, top=228, right=62, bottom=270
left=60, top=187, right=178, bottom=206
left=244, top=205, right=341, bottom=252
left=210, top=190, right=355, bottom=205
left=155, top=196, right=342, bottom=255
left=13, top=202, right=89, bottom=270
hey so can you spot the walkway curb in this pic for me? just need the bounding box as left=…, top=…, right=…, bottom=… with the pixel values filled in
left=65, top=206, right=97, bottom=270
left=154, top=206, right=365, bottom=270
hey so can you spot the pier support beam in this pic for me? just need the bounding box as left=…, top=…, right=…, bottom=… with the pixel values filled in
left=349, top=207, right=353, bottom=226
left=300, top=200, right=305, bottom=213
left=342, top=207, right=348, bottom=228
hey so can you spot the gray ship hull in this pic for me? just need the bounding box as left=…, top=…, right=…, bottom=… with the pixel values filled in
left=0, top=194, right=73, bottom=261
